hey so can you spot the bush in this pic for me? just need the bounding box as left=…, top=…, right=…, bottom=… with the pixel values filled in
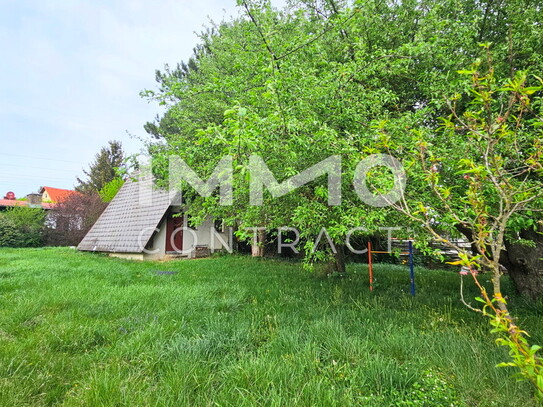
left=99, top=177, right=124, bottom=203
left=0, top=207, right=45, bottom=247
left=0, top=216, right=22, bottom=247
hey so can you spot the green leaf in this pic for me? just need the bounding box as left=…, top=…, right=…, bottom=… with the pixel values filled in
left=530, top=345, right=542, bottom=354
left=496, top=362, right=517, bottom=368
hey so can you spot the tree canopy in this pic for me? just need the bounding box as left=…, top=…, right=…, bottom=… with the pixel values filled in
left=76, top=140, right=125, bottom=194
left=143, top=0, right=542, bottom=269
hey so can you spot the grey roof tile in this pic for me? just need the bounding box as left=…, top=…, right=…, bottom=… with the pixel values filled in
left=78, top=177, right=175, bottom=253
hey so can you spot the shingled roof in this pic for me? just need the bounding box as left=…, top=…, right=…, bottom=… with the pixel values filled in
left=78, top=177, right=175, bottom=253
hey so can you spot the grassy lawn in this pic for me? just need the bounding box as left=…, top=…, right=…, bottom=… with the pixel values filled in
left=0, top=248, right=542, bottom=406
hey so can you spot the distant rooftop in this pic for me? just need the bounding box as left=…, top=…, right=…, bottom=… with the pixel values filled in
left=0, top=186, right=76, bottom=210
left=40, top=186, right=78, bottom=203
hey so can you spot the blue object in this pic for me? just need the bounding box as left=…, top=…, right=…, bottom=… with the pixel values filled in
left=409, top=241, right=415, bottom=296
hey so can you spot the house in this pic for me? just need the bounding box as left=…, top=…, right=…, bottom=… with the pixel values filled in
left=33, top=187, right=79, bottom=230
left=77, top=176, right=232, bottom=260
left=39, top=186, right=78, bottom=204
left=2, top=186, right=80, bottom=227
left=0, top=191, right=28, bottom=210
left=0, top=190, right=59, bottom=211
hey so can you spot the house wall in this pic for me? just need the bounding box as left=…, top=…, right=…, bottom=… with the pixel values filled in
left=144, top=213, right=232, bottom=258
left=110, top=252, right=145, bottom=261
left=143, top=217, right=168, bottom=260
left=182, top=215, right=232, bottom=254
left=109, top=213, right=232, bottom=261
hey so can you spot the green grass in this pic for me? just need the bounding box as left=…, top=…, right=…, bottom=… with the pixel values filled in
left=0, top=247, right=542, bottom=406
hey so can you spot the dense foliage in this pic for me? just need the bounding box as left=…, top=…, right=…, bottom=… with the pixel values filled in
left=142, top=0, right=542, bottom=275
left=141, top=0, right=543, bottom=395
left=98, top=177, right=125, bottom=203
left=0, top=207, right=45, bottom=247
left=387, top=56, right=543, bottom=394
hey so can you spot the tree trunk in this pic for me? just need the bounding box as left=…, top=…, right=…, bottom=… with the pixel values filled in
left=504, top=226, right=543, bottom=300
left=251, top=229, right=266, bottom=257
left=328, top=245, right=346, bottom=274
left=456, top=223, right=543, bottom=300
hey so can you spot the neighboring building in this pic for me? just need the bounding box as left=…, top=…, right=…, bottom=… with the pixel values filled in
left=1, top=186, right=94, bottom=247
left=40, top=186, right=78, bottom=204
left=77, top=176, right=232, bottom=260
left=37, top=186, right=80, bottom=230
left=0, top=190, right=57, bottom=211
left=40, top=187, right=105, bottom=246
left=1, top=187, right=78, bottom=232
left=0, top=191, right=27, bottom=210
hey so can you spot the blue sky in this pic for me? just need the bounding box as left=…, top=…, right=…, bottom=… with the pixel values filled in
left=0, top=0, right=244, bottom=198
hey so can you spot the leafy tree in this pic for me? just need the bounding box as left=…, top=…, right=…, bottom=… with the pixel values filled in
left=142, top=0, right=542, bottom=277
left=0, top=216, right=19, bottom=247
left=142, top=2, right=543, bottom=391
left=44, top=192, right=107, bottom=246
left=76, top=140, right=125, bottom=193
left=377, top=54, right=543, bottom=395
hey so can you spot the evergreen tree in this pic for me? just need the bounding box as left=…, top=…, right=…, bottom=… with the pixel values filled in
left=76, top=140, right=125, bottom=193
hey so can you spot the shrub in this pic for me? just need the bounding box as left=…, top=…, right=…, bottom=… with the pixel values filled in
left=0, top=207, right=45, bottom=247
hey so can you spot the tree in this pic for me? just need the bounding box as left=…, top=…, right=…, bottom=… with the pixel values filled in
left=140, top=2, right=543, bottom=391
left=76, top=140, right=125, bottom=193
left=380, top=53, right=543, bottom=397
left=43, top=192, right=107, bottom=246
left=143, top=0, right=543, bottom=274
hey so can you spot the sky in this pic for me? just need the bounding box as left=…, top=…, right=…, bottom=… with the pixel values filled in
left=0, top=0, right=247, bottom=198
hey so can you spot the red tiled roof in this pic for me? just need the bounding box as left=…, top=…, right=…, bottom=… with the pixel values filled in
left=40, top=186, right=77, bottom=203
left=0, top=199, right=56, bottom=209
left=0, top=199, right=28, bottom=208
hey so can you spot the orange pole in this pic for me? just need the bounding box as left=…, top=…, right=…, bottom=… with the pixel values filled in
left=368, top=241, right=373, bottom=291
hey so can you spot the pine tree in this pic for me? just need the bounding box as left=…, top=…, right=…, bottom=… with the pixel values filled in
left=76, top=140, right=125, bottom=193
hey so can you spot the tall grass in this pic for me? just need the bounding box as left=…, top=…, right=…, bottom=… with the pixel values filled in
left=0, top=247, right=541, bottom=406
